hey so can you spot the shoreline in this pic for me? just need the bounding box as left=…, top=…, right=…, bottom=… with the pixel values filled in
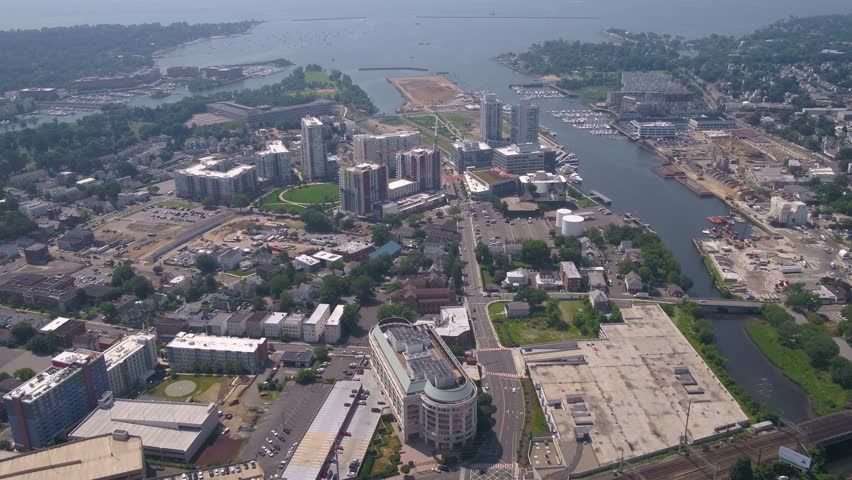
left=152, top=21, right=264, bottom=61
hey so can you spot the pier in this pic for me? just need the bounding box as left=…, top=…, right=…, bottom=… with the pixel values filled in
left=588, top=190, right=612, bottom=205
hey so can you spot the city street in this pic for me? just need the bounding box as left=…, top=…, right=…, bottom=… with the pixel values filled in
left=456, top=193, right=526, bottom=467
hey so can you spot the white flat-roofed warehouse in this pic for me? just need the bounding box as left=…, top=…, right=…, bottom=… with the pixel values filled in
left=524, top=304, right=747, bottom=472
left=166, top=332, right=268, bottom=374
left=0, top=432, right=145, bottom=480
left=70, top=395, right=218, bottom=462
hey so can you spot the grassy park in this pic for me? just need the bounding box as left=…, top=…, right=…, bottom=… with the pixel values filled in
left=281, top=183, right=340, bottom=204
left=488, top=300, right=584, bottom=346
left=150, top=375, right=231, bottom=403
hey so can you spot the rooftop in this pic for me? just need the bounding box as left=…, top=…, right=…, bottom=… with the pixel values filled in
left=282, top=381, right=362, bottom=480
left=39, top=316, right=73, bottom=333
left=355, top=130, right=419, bottom=140
left=471, top=168, right=518, bottom=185
left=388, top=178, right=417, bottom=189
left=525, top=304, right=747, bottom=469
left=371, top=321, right=474, bottom=402
left=0, top=433, right=144, bottom=480
left=335, top=241, right=373, bottom=255
left=103, top=333, right=155, bottom=370
left=302, top=116, right=322, bottom=127
left=312, top=251, right=343, bottom=262
left=5, top=350, right=101, bottom=402
left=306, top=304, right=331, bottom=326
left=178, top=157, right=255, bottom=179
left=167, top=333, right=265, bottom=353
left=258, top=140, right=288, bottom=154
left=70, top=399, right=215, bottom=453
left=264, top=312, right=287, bottom=326
left=417, top=306, right=470, bottom=339
left=327, top=305, right=345, bottom=327
left=295, top=254, right=321, bottom=266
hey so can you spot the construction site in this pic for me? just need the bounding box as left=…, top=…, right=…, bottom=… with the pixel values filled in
left=524, top=304, right=748, bottom=475
left=387, top=75, right=468, bottom=110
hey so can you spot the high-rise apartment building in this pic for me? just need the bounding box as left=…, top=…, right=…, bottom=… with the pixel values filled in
left=479, top=93, right=503, bottom=145
left=255, top=140, right=291, bottom=185
left=3, top=349, right=110, bottom=451
left=174, top=157, right=257, bottom=204
left=339, top=163, right=388, bottom=216
left=103, top=333, right=158, bottom=398
left=353, top=131, right=421, bottom=176
left=510, top=99, right=540, bottom=144
left=396, top=148, right=441, bottom=192
left=301, top=116, right=328, bottom=182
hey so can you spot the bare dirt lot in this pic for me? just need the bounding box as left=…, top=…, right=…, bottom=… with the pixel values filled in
left=388, top=75, right=465, bottom=108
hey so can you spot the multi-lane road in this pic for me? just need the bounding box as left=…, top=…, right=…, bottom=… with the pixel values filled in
left=455, top=194, right=527, bottom=466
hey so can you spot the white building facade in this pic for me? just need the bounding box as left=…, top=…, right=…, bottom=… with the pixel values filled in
left=301, top=116, right=328, bottom=182
left=303, top=304, right=331, bottom=343
left=103, top=333, right=158, bottom=398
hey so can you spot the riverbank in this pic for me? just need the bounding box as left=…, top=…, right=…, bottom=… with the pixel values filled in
left=746, top=320, right=849, bottom=416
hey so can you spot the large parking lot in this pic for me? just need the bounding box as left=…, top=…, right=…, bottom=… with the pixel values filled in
left=239, top=381, right=333, bottom=477
left=467, top=200, right=553, bottom=249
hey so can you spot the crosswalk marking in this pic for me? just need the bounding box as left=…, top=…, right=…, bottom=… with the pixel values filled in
left=484, top=371, right=524, bottom=379
left=470, top=463, right=516, bottom=470
left=474, top=347, right=505, bottom=352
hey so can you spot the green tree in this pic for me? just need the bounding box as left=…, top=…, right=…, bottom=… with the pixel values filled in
left=26, top=332, right=60, bottom=355
left=14, top=368, right=36, bottom=381
left=98, top=301, right=118, bottom=318
left=371, top=223, right=392, bottom=245
left=153, top=264, right=164, bottom=276
left=295, top=368, right=316, bottom=384
left=202, top=196, right=215, bottom=209
left=231, top=193, right=250, bottom=210
left=785, top=289, right=821, bottom=312
left=521, top=240, right=551, bottom=270
left=195, top=253, right=218, bottom=275
left=350, top=275, right=375, bottom=304
left=129, top=275, right=154, bottom=298
left=514, top=287, right=549, bottom=310
left=318, top=275, right=349, bottom=304
left=830, top=357, right=852, bottom=388
left=278, top=291, right=294, bottom=312
left=729, top=457, right=754, bottom=480
left=313, top=346, right=330, bottom=362
left=11, top=322, right=35, bottom=344
left=802, top=332, right=839, bottom=369
left=147, top=185, right=160, bottom=195
left=342, top=304, right=361, bottom=336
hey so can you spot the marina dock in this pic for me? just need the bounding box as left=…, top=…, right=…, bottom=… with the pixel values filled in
left=589, top=190, right=612, bottom=205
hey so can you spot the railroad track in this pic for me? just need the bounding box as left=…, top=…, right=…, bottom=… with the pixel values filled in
left=610, top=411, right=852, bottom=480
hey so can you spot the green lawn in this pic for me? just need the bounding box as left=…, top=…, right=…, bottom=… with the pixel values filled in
left=521, top=378, right=550, bottom=436
left=150, top=375, right=231, bottom=402
left=578, top=85, right=611, bottom=103
left=443, top=113, right=473, bottom=130
left=488, top=300, right=584, bottom=347
left=365, top=420, right=401, bottom=479
left=378, top=116, right=404, bottom=126
left=472, top=169, right=503, bottom=185
left=305, top=70, right=331, bottom=85
left=746, top=321, right=848, bottom=415
left=408, top=115, right=453, bottom=138
left=257, top=187, right=306, bottom=214
left=281, top=184, right=340, bottom=204
left=157, top=200, right=196, bottom=209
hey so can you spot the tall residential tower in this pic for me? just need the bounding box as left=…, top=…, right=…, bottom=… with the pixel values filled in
left=340, top=163, right=388, bottom=216
left=510, top=99, right=540, bottom=144
left=479, top=93, right=503, bottom=146
left=301, top=116, right=329, bottom=182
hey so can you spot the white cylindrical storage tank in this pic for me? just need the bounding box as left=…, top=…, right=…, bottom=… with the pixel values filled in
left=555, top=208, right=572, bottom=226
left=561, top=215, right=585, bottom=237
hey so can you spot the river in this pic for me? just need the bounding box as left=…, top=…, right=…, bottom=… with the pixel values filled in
left=8, top=0, right=844, bottom=422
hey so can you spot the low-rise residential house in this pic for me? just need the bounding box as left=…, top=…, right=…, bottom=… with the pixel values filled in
left=560, top=261, right=582, bottom=291
left=58, top=229, right=94, bottom=251
left=504, top=302, right=530, bottom=318
left=589, top=290, right=609, bottom=312
left=587, top=270, right=607, bottom=291
left=535, top=273, right=560, bottom=290
left=502, top=268, right=530, bottom=289
left=625, top=271, right=643, bottom=293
